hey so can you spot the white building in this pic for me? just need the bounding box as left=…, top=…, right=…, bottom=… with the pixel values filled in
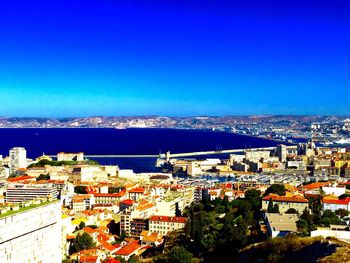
left=57, top=152, right=84, bottom=162
left=5, top=183, right=59, bottom=203
left=322, top=184, right=346, bottom=197
left=0, top=201, right=62, bottom=263
left=149, top=216, right=187, bottom=236
left=9, top=147, right=27, bottom=174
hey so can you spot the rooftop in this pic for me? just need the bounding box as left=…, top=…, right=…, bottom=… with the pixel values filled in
left=262, top=193, right=308, bottom=203
left=0, top=199, right=57, bottom=219
left=265, top=213, right=299, bottom=232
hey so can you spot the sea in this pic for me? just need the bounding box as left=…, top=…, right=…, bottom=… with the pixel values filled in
left=0, top=128, right=286, bottom=173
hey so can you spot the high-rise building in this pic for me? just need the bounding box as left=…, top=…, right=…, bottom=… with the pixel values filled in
left=0, top=200, right=62, bottom=263
left=9, top=147, right=27, bottom=174
left=276, top=144, right=287, bottom=162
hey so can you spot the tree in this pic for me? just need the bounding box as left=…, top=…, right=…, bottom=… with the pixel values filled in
left=296, top=219, right=308, bottom=233
left=36, top=173, right=50, bottom=181
left=120, top=230, right=126, bottom=241
left=108, top=186, right=125, bottom=193
left=285, top=208, right=298, bottom=214
left=79, top=221, right=86, bottom=230
left=335, top=209, right=349, bottom=218
left=69, top=233, right=95, bottom=254
left=168, top=246, right=192, bottom=263
left=245, top=189, right=261, bottom=211
left=267, top=198, right=274, bottom=213
left=272, top=204, right=279, bottom=213
left=321, top=210, right=341, bottom=226
left=265, top=184, right=286, bottom=196
left=74, top=186, right=87, bottom=194
left=216, top=216, right=248, bottom=260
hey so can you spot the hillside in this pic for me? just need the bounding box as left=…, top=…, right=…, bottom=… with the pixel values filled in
left=237, top=235, right=350, bottom=263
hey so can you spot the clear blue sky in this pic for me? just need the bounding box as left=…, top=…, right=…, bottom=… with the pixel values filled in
left=0, top=0, right=349, bottom=117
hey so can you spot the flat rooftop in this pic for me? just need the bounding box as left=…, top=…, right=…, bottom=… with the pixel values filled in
left=266, top=213, right=299, bottom=232
left=0, top=200, right=58, bottom=219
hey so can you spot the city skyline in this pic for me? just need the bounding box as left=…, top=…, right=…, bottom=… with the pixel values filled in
left=1, top=1, right=350, bottom=117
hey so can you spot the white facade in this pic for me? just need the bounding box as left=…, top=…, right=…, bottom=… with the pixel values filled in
left=0, top=201, right=62, bottom=263
left=5, top=183, right=59, bottom=203
left=322, top=185, right=346, bottom=197
left=149, top=216, right=186, bottom=236
left=57, top=152, right=84, bottom=162
left=9, top=147, right=27, bottom=174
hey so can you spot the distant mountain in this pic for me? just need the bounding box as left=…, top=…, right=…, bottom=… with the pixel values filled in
left=0, top=115, right=347, bottom=128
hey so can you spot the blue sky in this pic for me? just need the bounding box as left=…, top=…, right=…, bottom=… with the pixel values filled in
left=0, top=0, right=349, bottom=117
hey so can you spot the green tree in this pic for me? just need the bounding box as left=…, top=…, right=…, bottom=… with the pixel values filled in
left=36, top=173, right=50, bottom=181
left=335, top=208, right=349, bottom=218
left=285, top=208, right=298, bottom=214
left=168, top=246, right=192, bottom=263
left=216, top=216, right=248, bottom=260
left=296, top=219, right=308, bottom=233
left=321, top=210, right=341, bottom=226
left=245, top=189, right=261, bottom=211
left=74, top=186, right=87, bottom=194
left=272, top=204, right=279, bottom=213
left=69, top=233, right=95, bottom=254
left=79, top=221, right=86, bottom=230
left=120, top=230, right=126, bottom=241
left=267, top=198, right=274, bottom=213
left=108, top=186, right=125, bottom=193
left=265, top=184, right=286, bottom=196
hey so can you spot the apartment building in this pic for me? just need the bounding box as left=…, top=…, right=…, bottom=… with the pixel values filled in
left=5, top=183, right=59, bottom=203
left=149, top=215, right=187, bottom=236
left=0, top=200, right=62, bottom=263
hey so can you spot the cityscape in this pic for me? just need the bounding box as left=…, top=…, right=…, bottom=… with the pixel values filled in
left=1, top=126, right=350, bottom=262
left=1, top=1, right=350, bottom=263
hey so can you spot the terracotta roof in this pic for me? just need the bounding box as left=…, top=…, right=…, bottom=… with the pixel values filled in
left=79, top=255, right=98, bottom=263
left=114, top=240, right=141, bottom=256
left=7, top=175, right=35, bottom=182
left=302, top=182, right=329, bottom=190
left=323, top=197, right=350, bottom=205
left=262, top=194, right=308, bottom=203
left=93, top=191, right=126, bottom=198
left=100, top=241, right=118, bottom=252
left=149, top=216, right=187, bottom=223
left=104, top=259, right=121, bottom=263
left=83, top=227, right=97, bottom=235
left=129, top=187, right=145, bottom=193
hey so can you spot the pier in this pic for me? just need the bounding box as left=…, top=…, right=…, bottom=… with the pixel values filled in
left=48, top=145, right=297, bottom=161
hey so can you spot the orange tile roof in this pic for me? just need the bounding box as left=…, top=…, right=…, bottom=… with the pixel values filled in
left=104, top=258, right=121, bottom=263
left=99, top=241, right=118, bottom=252
left=79, top=255, right=98, bottom=263
left=7, top=175, right=35, bottom=182
left=323, top=197, right=350, bottom=205
left=129, top=187, right=145, bottom=193
left=114, top=240, right=141, bottom=256
left=83, top=227, right=97, bottom=235
left=262, top=193, right=308, bottom=203
left=93, top=191, right=126, bottom=198
left=302, top=182, right=329, bottom=190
